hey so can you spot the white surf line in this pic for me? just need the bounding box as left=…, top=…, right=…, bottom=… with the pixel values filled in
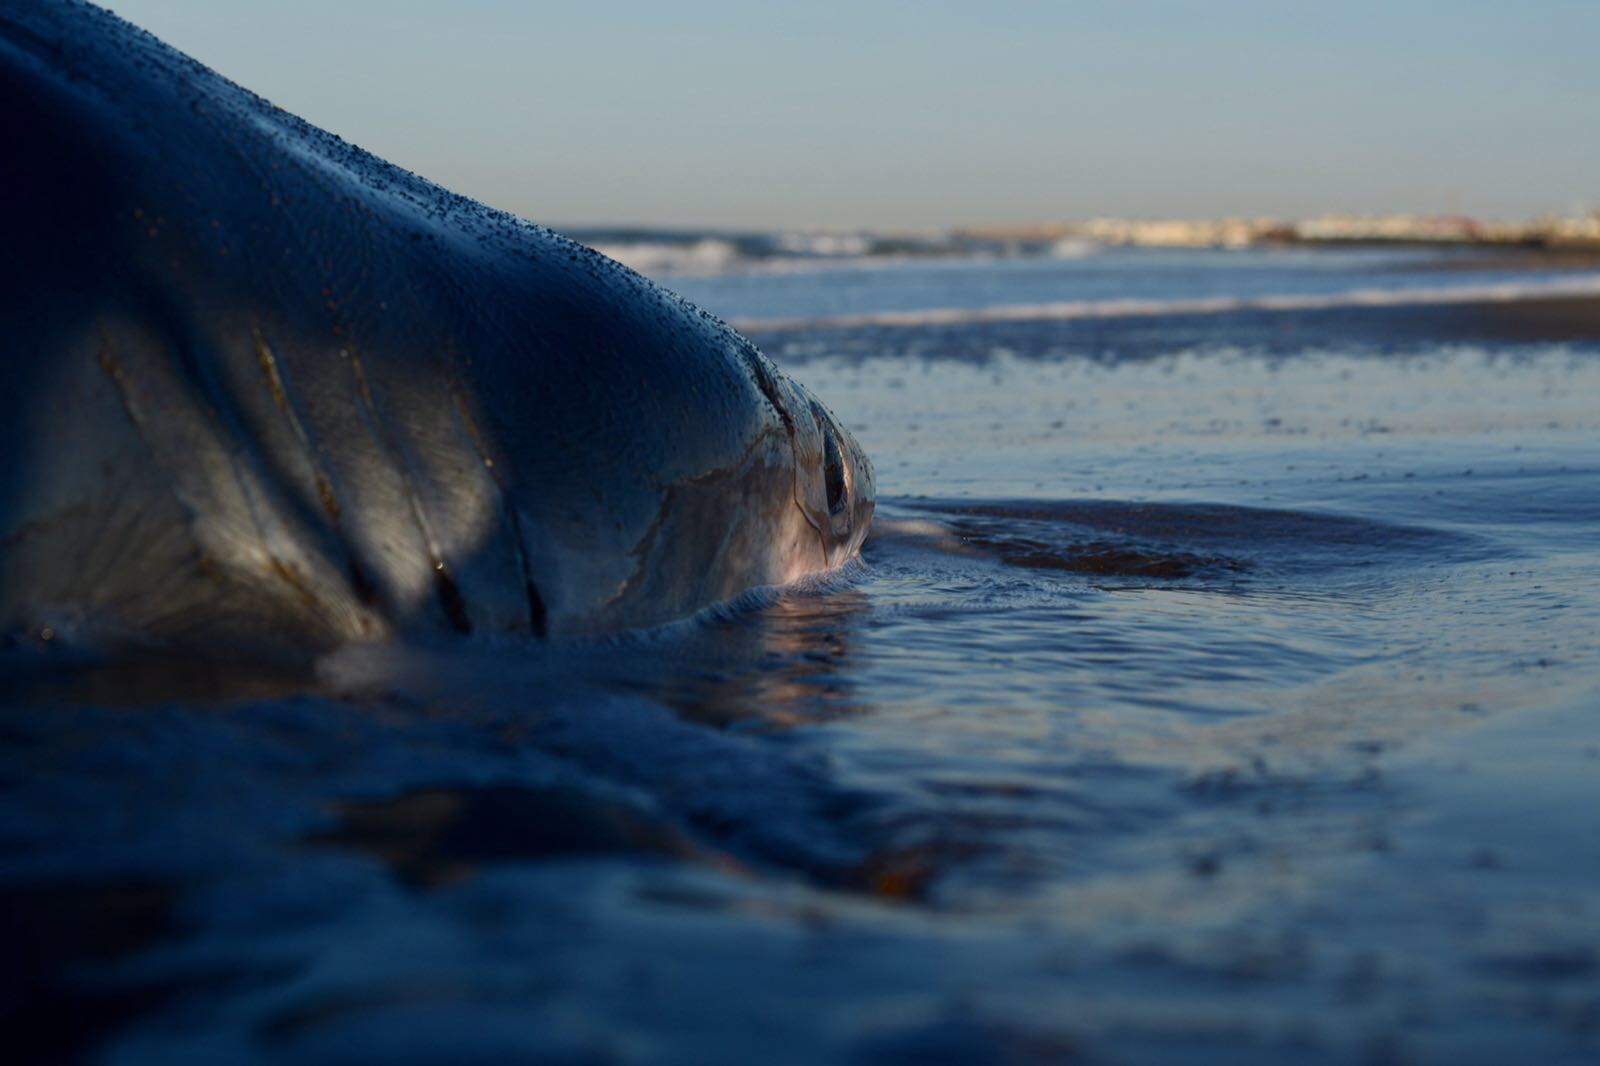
left=729, top=274, right=1600, bottom=332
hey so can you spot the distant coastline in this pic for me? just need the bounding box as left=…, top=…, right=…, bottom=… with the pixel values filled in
left=957, top=212, right=1600, bottom=253
left=568, top=211, right=1600, bottom=277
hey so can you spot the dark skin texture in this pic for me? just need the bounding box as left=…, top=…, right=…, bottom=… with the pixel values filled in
left=0, top=0, right=873, bottom=656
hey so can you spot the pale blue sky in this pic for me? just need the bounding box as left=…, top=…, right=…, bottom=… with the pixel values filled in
left=109, top=1, right=1599, bottom=229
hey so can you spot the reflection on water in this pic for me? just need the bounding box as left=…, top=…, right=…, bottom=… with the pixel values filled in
left=5, top=250, right=1600, bottom=1064
left=610, top=583, right=875, bottom=730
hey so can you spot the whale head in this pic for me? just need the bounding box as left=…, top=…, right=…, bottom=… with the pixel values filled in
left=537, top=327, right=876, bottom=636
left=0, top=0, right=876, bottom=653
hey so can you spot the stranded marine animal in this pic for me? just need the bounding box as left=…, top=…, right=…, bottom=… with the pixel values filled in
left=0, top=0, right=872, bottom=655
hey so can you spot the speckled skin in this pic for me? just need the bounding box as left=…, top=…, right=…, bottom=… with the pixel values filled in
left=0, top=0, right=873, bottom=653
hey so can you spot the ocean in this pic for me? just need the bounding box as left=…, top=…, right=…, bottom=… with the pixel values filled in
left=6, top=243, right=1600, bottom=1064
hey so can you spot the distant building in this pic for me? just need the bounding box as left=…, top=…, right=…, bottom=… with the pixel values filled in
left=1293, top=214, right=1483, bottom=242
left=1074, top=217, right=1283, bottom=249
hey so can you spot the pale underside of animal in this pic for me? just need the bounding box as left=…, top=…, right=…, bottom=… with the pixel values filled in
left=0, top=0, right=874, bottom=658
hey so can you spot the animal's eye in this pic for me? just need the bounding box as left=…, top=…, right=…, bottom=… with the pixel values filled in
left=823, top=428, right=847, bottom=515
left=810, top=400, right=848, bottom=518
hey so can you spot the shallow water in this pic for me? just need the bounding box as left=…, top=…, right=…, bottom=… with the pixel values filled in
left=5, top=248, right=1600, bottom=1064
